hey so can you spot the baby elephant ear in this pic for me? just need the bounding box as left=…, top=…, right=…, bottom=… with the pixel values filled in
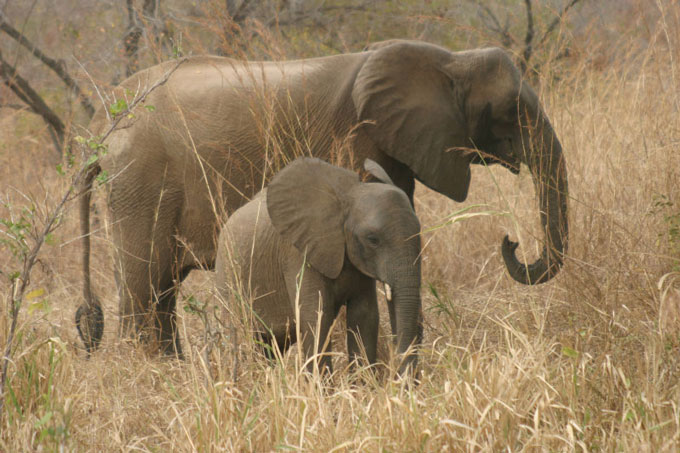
left=364, top=159, right=395, bottom=185
left=267, top=158, right=360, bottom=279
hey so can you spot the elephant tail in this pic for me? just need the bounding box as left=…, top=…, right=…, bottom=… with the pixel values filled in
left=75, top=162, right=104, bottom=355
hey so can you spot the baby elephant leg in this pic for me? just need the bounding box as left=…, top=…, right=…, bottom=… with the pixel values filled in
left=299, top=308, right=335, bottom=375
left=288, top=270, right=336, bottom=375
left=345, top=280, right=379, bottom=368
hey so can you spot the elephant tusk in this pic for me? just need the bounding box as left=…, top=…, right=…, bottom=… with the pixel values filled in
left=384, top=283, right=392, bottom=302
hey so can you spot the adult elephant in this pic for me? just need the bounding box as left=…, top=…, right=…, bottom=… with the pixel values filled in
left=76, top=39, right=569, bottom=356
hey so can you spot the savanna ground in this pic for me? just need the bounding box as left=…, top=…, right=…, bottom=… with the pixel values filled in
left=1, top=0, right=680, bottom=451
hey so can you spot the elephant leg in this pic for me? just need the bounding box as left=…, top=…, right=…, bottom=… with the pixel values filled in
left=155, top=287, right=179, bottom=356
left=256, top=329, right=296, bottom=363
left=154, top=265, right=192, bottom=357
left=114, top=247, right=153, bottom=343
left=109, top=178, right=183, bottom=355
left=346, top=280, right=379, bottom=368
left=114, top=243, right=182, bottom=354
left=299, top=307, right=334, bottom=375
left=285, top=268, right=335, bottom=374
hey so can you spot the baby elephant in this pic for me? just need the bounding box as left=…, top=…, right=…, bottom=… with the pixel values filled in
left=215, top=157, right=422, bottom=375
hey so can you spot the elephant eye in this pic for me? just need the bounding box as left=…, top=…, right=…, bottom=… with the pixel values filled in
left=365, top=233, right=380, bottom=247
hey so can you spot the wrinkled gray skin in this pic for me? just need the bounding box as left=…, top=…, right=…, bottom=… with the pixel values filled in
left=215, top=158, right=421, bottom=374
left=77, top=39, right=568, bottom=356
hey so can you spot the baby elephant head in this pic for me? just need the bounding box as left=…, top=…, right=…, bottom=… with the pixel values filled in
left=267, top=157, right=422, bottom=373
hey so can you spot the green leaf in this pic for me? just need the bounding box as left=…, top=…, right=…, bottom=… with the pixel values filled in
left=144, top=105, right=156, bottom=112
left=561, top=346, right=578, bottom=359
left=34, top=411, right=53, bottom=428
left=96, top=170, right=109, bottom=186
left=55, top=164, right=65, bottom=176
left=625, top=409, right=635, bottom=422
left=26, top=288, right=45, bottom=300
left=183, top=295, right=204, bottom=315
left=28, top=298, right=50, bottom=315
left=428, top=283, right=440, bottom=299
left=109, top=98, right=128, bottom=117
left=45, top=233, right=58, bottom=246
left=86, top=154, right=99, bottom=166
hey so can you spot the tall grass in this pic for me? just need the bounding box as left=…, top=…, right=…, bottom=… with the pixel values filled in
left=1, top=1, right=680, bottom=450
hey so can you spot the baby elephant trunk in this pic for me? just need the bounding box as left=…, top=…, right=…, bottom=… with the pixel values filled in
left=389, top=280, right=422, bottom=376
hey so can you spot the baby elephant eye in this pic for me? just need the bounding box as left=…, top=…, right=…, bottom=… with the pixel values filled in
left=365, top=233, right=380, bottom=247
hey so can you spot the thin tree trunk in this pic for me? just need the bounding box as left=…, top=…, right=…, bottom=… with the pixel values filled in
left=124, top=0, right=158, bottom=77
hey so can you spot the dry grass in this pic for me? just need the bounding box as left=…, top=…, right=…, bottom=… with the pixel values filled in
left=2, top=1, right=680, bottom=451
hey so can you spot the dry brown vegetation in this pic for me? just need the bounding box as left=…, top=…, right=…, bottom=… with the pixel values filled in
left=1, top=0, right=680, bottom=451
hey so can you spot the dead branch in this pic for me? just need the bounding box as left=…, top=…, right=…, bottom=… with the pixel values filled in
left=227, top=0, right=252, bottom=23
left=468, top=0, right=515, bottom=47
left=521, top=0, right=535, bottom=73
left=0, top=50, right=65, bottom=152
left=124, top=0, right=159, bottom=77
left=468, top=0, right=585, bottom=75
left=0, top=10, right=95, bottom=118
left=538, top=0, right=583, bottom=46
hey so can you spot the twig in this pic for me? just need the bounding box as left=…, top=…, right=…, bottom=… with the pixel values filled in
left=468, top=0, right=515, bottom=47
left=75, top=59, right=111, bottom=122
left=0, top=57, right=187, bottom=421
left=538, top=0, right=583, bottom=46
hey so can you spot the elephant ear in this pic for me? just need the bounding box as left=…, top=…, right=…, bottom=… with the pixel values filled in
left=364, top=158, right=395, bottom=185
left=352, top=41, right=472, bottom=202
left=267, top=158, right=360, bottom=279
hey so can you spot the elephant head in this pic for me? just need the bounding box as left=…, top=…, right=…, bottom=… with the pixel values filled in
left=353, top=41, right=568, bottom=284
left=267, top=157, right=422, bottom=373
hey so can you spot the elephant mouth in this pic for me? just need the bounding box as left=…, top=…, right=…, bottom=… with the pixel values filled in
left=469, top=150, right=520, bottom=174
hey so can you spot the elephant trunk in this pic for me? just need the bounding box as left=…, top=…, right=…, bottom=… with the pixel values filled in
left=385, top=265, right=422, bottom=375
left=502, top=110, right=569, bottom=284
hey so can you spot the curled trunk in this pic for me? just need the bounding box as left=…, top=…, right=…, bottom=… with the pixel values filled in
left=503, top=108, right=569, bottom=284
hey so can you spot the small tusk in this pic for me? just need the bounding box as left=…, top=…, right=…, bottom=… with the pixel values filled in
left=384, top=283, right=392, bottom=302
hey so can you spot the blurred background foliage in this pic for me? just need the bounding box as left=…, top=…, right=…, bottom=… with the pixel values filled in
left=0, top=0, right=665, bottom=151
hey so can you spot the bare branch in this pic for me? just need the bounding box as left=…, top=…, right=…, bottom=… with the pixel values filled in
left=0, top=10, right=95, bottom=118
left=538, top=0, right=584, bottom=46
left=228, top=0, right=252, bottom=23
left=466, top=0, right=515, bottom=47
left=0, top=103, right=29, bottom=110
left=124, top=0, right=159, bottom=77
left=0, top=50, right=65, bottom=152
left=521, top=0, right=535, bottom=73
